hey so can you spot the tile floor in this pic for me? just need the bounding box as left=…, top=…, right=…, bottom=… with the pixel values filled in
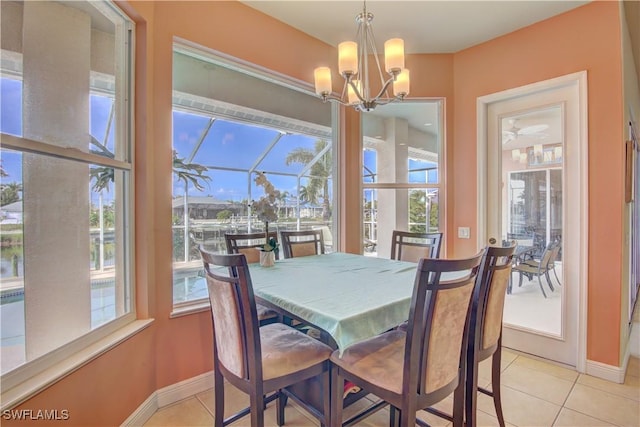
left=144, top=351, right=640, bottom=427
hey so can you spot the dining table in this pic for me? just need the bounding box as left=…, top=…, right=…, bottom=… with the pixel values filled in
left=248, top=252, right=419, bottom=352
left=246, top=251, right=470, bottom=422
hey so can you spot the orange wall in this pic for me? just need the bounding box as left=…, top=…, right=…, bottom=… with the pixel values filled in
left=452, top=1, right=624, bottom=365
left=6, top=1, right=625, bottom=425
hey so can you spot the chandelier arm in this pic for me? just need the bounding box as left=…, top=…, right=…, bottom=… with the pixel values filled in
left=371, top=74, right=397, bottom=103
left=374, top=94, right=405, bottom=106
left=348, top=79, right=367, bottom=104
left=320, top=93, right=350, bottom=107
left=364, top=20, right=388, bottom=96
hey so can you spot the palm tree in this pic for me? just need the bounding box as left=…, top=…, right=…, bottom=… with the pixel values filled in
left=90, top=150, right=211, bottom=193
left=172, top=150, right=211, bottom=192
left=285, top=139, right=331, bottom=221
left=0, top=182, right=22, bottom=206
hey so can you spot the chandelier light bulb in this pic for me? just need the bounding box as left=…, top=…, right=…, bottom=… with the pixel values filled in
left=554, top=146, right=563, bottom=160
left=313, top=2, right=409, bottom=111
left=348, top=80, right=364, bottom=105
left=338, top=41, right=358, bottom=76
left=520, top=152, right=528, bottom=164
left=384, top=38, right=405, bottom=74
left=393, top=69, right=410, bottom=97
left=314, top=67, right=332, bottom=96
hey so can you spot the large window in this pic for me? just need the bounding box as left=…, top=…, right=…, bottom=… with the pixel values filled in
left=171, top=46, right=334, bottom=307
left=0, top=0, right=133, bottom=383
left=361, top=101, right=444, bottom=257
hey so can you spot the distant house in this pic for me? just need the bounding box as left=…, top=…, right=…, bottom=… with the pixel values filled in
left=172, top=196, right=245, bottom=221
left=0, top=201, right=22, bottom=224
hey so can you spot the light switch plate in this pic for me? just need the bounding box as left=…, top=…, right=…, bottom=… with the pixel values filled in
left=458, top=227, right=470, bottom=239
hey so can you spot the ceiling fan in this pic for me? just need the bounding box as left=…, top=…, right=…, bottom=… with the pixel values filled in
left=502, top=119, right=549, bottom=143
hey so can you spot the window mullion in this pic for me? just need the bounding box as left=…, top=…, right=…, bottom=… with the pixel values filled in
left=1, top=133, right=131, bottom=171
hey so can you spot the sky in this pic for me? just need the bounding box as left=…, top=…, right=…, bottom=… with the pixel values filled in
left=1, top=76, right=438, bottom=206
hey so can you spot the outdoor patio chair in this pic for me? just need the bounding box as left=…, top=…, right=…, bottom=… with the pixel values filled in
left=521, top=239, right=562, bottom=287
left=512, top=240, right=560, bottom=298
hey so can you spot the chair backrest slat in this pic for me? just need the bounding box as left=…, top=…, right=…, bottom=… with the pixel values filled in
left=402, top=252, right=484, bottom=396
left=199, top=250, right=261, bottom=381
left=225, top=231, right=280, bottom=262
left=391, top=230, right=443, bottom=262
left=473, top=244, right=517, bottom=352
left=281, top=230, right=325, bottom=258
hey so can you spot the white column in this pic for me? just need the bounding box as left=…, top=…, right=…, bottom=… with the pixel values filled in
left=377, top=118, right=409, bottom=258
left=22, top=1, right=92, bottom=359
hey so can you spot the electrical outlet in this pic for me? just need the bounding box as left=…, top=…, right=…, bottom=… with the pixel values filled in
left=458, top=227, right=470, bottom=239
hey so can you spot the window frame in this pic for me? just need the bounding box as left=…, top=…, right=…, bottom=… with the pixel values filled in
left=361, top=99, right=446, bottom=252
left=170, top=40, right=339, bottom=311
left=0, top=0, right=137, bottom=408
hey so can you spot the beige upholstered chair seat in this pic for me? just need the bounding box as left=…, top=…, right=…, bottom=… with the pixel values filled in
left=331, top=330, right=406, bottom=394
left=256, top=304, right=277, bottom=321
left=259, top=323, right=332, bottom=380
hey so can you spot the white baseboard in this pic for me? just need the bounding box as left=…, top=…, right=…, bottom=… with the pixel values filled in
left=121, top=393, right=157, bottom=427
left=585, top=359, right=626, bottom=384
left=121, top=371, right=214, bottom=426
left=156, top=371, right=214, bottom=407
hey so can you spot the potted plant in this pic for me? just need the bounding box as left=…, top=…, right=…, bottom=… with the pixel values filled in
left=252, top=172, right=280, bottom=266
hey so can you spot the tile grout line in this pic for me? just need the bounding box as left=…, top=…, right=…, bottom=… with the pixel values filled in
left=195, top=391, right=214, bottom=418
left=549, top=371, right=579, bottom=427
left=556, top=377, right=636, bottom=427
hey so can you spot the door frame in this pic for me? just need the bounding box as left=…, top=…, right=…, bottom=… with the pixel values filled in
left=476, top=71, right=588, bottom=372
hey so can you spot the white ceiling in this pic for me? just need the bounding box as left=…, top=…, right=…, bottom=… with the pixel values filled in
left=241, top=1, right=590, bottom=54
left=242, top=1, right=589, bottom=137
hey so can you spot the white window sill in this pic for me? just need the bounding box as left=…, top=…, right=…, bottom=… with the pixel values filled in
left=170, top=299, right=210, bottom=318
left=1, top=319, right=154, bottom=411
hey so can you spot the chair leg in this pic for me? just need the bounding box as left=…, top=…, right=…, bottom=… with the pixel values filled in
left=321, top=367, right=331, bottom=427
left=214, top=368, right=225, bottom=427
left=465, top=352, right=479, bottom=427
left=452, top=378, right=464, bottom=427
left=389, top=406, right=400, bottom=427
left=545, top=271, right=555, bottom=292
left=249, top=393, right=265, bottom=427
left=399, top=402, right=417, bottom=427
left=552, top=267, right=562, bottom=286
left=330, top=368, right=343, bottom=427
left=276, top=391, right=286, bottom=426
left=491, top=341, right=506, bottom=427
left=537, top=275, right=547, bottom=298
left=518, top=272, right=524, bottom=288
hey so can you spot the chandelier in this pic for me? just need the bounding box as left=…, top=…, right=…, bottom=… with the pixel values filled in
left=313, top=2, right=410, bottom=112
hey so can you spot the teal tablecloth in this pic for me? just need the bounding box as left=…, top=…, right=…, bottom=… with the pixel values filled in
left=249, top=252, right=418, bottom=352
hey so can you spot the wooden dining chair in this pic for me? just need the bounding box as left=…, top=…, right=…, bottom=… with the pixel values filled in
left=199, top=249, right=332, bottom=427
left=280, top=229, right=325, bottom=258
left=330, top=252, right=484, bottom=427
left=225, top=232, right=280, bottom=325
left=464, top=243, right=517, bottom=427
left=390, top=230, right=443, bottom=262
left=225, top=231, right=280, bottom=262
